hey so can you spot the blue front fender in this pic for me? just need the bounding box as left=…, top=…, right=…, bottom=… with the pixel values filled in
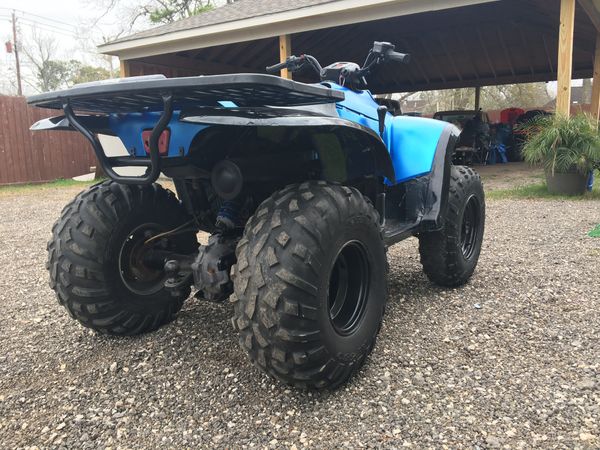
left=383, top=116, right=456, bottom=184
left=328, top=82, right=457, bottom=185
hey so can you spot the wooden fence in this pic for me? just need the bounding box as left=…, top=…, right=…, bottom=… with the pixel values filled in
left=0, top=95, right=96, bottom=185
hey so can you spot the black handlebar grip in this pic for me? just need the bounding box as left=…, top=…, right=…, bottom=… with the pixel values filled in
left=266, top=61, right=288, bottom=73
left=388, top=51, right=411, bottom=64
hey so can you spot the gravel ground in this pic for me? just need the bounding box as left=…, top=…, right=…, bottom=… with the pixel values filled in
left=476, top=162, right=544, bottom=190
left=0, top=180, right=598, bottom=449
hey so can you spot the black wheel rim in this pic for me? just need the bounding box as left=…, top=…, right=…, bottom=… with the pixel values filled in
left=460, top=195, right=481, bottom=260
left=118, top=223, right=168, bottom=296
left=327, top=241, right=371, bottom=335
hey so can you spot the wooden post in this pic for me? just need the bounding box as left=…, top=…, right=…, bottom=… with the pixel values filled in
left=279, top=34, right=292, bottom=80
left=119, top=59, right=131, bottom=78
left=556, top=0, right=576, bottom=116
left=474, top=86, right=481, bottom=110
left=11, top=11, right=22, bottom=96
left=592, top=34, right=600, bottom=120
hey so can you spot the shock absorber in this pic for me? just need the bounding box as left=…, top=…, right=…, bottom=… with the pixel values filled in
left=216, top=198, right=243, bottom=230
left=211, top=159, right=246, bottom=230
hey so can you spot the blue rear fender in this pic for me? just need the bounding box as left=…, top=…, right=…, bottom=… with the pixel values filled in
left=109, top=111, right=208, bottom=157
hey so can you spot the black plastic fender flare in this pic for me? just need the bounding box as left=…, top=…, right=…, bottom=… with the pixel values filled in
left=30, top=105, right=397, bottom=185
left=421, top=124, right=461, bottom=229
left=181, top=107, right=396, bottom=182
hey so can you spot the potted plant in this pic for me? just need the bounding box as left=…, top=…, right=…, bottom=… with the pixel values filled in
left=520, top=114, right=600, bottom=195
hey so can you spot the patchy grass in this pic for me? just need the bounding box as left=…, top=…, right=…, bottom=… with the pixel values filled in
left=0, top=178, right=100, bottom=195
left=487, top=170, right=600, bottom=201
left=487, top=182, right=600, bottom=201
left=589, top=224, right=600, bottom=238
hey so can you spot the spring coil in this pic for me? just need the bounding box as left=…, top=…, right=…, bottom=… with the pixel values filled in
left=216, top=199, right=242, bottom=230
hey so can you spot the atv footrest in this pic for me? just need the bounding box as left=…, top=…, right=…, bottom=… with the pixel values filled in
left=383, top=219, right=420, bottom=245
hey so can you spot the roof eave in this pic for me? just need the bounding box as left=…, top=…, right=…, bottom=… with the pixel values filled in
left=98, top=0, right=499, bottom=60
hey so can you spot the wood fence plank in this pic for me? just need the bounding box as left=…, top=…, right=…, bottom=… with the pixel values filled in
left=25, top=104, right=43, bottom=182
left=0, top=97, right=10, bottom=184
left=0, top=96, right=95, bottom=185
left=5, top=98, right=22, bottom=183
left=16, top=97, right=36, bottom=182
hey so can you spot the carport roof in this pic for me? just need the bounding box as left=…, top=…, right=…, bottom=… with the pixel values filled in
left=99, top=0, right=600, bottom=94
left=106, top=0, right=339, bottom=45
left=98, top=0, right=499, bottom=58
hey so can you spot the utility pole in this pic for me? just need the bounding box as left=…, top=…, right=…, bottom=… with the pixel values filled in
left=11, top=10, right=23, bottom=96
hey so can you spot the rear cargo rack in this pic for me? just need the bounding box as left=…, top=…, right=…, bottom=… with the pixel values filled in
left=27, top=74, right=344, bottom=185
left=27, top=74, right=344, bottom=113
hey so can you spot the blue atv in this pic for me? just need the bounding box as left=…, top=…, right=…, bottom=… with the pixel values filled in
left=29, top=42, right=485, bottom=389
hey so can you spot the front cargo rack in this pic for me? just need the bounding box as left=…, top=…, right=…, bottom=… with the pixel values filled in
left=27, top=74, right=345, bottom=184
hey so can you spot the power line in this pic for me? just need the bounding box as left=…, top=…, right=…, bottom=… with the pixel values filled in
left=13, top=12, right=78, bottom=34
left=17, top=24, right=78, bottom=39
left=16, top=14, right=77, bottom=34
left=0, top=8, right=80, bottom=38
left=17, top=18, right=79, bottom=37
left=0, top=7, right=77, bottom=30
left=16, top=10, right=76, bottom=29
left=18, top=17, right=76, bottom=34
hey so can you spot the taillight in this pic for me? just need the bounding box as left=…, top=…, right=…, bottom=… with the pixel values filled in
left=142, top=129, right=170, bottom=155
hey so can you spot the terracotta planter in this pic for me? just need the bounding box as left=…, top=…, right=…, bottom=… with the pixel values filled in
left=545, top=170, right=589, bottom=196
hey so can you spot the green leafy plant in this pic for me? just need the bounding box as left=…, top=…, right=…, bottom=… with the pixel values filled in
left=519, top=114, right=600, bottom=175
left=146, top=0, right=216, bottom=24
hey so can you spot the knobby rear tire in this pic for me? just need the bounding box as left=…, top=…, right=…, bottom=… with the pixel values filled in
left=47, top=180, right=198, bottom=335
left=231, top=181, right=388, bottom=389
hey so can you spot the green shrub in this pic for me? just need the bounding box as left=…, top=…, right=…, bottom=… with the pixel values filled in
left=519, top=114, right=600, bottom=175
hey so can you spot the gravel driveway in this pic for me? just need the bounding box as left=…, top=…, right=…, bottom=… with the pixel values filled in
left=0, top=180, right=598, bottom=449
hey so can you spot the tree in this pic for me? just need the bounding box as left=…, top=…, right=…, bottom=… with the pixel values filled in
left=21, top=32, right=69, bottom=92
left=143, top=0, right=217, bottom=24
left=22, top=32, right=118, bottom=92
left=36, top=60, right=75, bottom=92
left=480, top=83, right=551, bottom=110
left=420, top=88, right=474, bottom=114
left=418, top=83, right=551, bottom=114
left=69, top=63, right=118, bottom=85
left=85, top=0, right=236, bottom=58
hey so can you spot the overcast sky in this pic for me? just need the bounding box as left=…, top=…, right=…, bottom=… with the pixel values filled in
left=0, top=0, right=144, bottom=94
left=0, top=0, right=234, bottom=95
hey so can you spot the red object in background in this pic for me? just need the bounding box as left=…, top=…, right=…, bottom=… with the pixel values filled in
left=500, top=108, right=525, bottom=125
left=142, top=129, right=170, bottom=155
left=5, top=41, right=13, bottom=53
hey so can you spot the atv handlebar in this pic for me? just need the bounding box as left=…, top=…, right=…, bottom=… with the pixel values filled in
left=371, top=41, right=410, bottom=64
left=265, top=41, right=409, bottom=87
left=386, top=51, right=411, bottom=64
left=266, top=54, right=323, bottom=75
left=265, top=61, right=289, bottom=74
